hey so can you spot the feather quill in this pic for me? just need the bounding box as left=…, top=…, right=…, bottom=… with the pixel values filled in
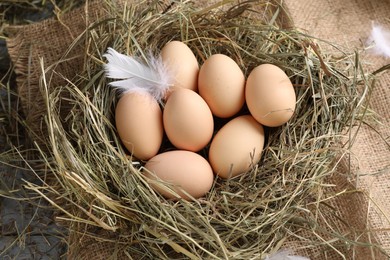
left=265, top=249, right=310, bottom=260
left=103, top=47, right=173, bottom=101
left=368, top=24, right=390, bottom=58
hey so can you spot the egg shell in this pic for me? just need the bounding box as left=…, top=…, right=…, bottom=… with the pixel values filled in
left=161, top=41, right=199, bottom=95
left=198, top=54, right=245, bottom=118
left=245, top=64, right=296, bottom=127
left=144, top=150, right=214, bottom=200
left=163, top=88, right=213, bottom=152
left=115, top=92, right=163, bottom=160
left=208, top=115, right=265, bottom=179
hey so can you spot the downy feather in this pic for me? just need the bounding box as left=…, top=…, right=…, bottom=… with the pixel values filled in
left=103, top=47, right=173, bottom=101
left=368, top=24, right=390, bottom=58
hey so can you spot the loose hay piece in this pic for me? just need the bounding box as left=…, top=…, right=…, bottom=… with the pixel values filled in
left=7, top=0, right=388, bottom=259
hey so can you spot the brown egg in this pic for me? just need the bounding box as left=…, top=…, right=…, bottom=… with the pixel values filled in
left=208, top=115, right=265, bottom=179
left=144, top=150, right=214, bottom=200
left=198, top=54, right=245, bottom=118
left=115, top=92, right=163, bottom=160
left=161, top=41, right=199, bottom=95
left=163, top=88, right=213, bottom=152
left=246, top=64, right=296, bottom=127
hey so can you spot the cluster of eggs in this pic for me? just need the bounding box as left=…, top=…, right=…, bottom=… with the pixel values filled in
left=114, top=41, right=296, bottom=200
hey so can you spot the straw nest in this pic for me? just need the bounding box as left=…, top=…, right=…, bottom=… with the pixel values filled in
left=18, top=0, right=374, bottom=258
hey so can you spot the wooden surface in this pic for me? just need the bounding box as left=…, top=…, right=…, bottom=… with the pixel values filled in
left=0, top=48, right=66, bottom=260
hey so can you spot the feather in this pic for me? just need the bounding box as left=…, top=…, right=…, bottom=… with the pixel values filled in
left=103, top=47, right=173, bottom=101
left=368, top=24, right=390, bottom=58
left=265, top=249, right=310, bottom=260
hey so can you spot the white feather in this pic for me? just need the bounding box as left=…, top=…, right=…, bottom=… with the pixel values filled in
left=103, top=47, right=173, bottom=101
left=368, top=24, right=390, bottom=58
left=265, top=249, right=310, bottom=260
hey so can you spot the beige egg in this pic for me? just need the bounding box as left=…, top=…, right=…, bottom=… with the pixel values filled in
left=163, top=88, right=213, bottom=152
left=144, top=150, right=214, bottom=200
left=161, top=41, right=199, bottom=95
left=208, top=115, right=265, bottom=179
left=246, top=64, right=296, bottom=127
left=198, top=54, right=245, bottom=118
left=115, top=92, right=163, bottom=160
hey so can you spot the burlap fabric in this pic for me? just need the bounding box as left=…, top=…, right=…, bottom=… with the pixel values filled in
left=5, top=0, right=390, bottom=259
left=6, top=0, right=107, bottom=148
left=284, top=0, right=390, bottom=258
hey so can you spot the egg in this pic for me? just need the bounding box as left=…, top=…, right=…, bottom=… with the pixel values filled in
left=115, top=92, right=163, bottom=160
left=163, top=88, right=213, bottom=152
left=161, top=41, right=199, bottom=95
left=198, top=54, right=245, bottom=118
left=144, top=150, right=214, bottom=200
left=208, top=115, right=265, bottom=179
left=245, top=64, right=296, bottom=127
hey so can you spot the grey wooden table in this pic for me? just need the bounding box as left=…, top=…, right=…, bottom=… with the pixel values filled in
left=0, top=167, right=67, bottom=259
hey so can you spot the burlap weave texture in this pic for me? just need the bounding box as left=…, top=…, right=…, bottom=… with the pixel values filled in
left=285, top=0, right=390, bottom=257
left=6, top=0, right=106, bottom=148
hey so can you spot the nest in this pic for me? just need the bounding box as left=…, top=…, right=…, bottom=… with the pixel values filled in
left=16, top=0, right=375, bottom=258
